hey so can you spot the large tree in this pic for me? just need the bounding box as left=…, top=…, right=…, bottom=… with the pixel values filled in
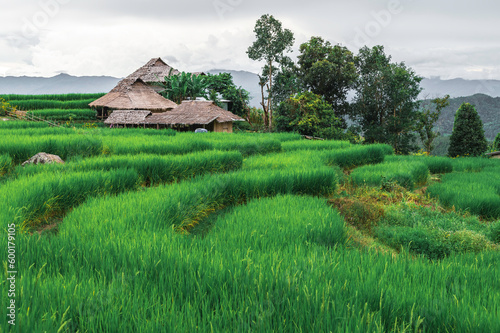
left=448, top=103, right=488, bottom=157
left=416, top=95, right=450, bottom=154
left=352, top=46, right=422, bottom=154
left=247, top=14, right=294, bottom=130
left=297, top=37, right=357, bottom=127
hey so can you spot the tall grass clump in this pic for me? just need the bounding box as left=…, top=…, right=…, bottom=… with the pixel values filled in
left=7, top=99, right=96, bottom=110
left=1, top=93, right=105, bottom=101
left=103, top=135, right=212, bottom=155
left=350, top=160, right=429, bottom=190
left=99, top=127, right=176, bottom=137
left=0, top=126, right=75, bottom=136
left=16, top=151, right=243, bottom=185
left=375, top=226, right=493, bottom=259
left=0, top=121, right=50, bottom=129
left=322, top=144, right=392, bottom=169
left=386, top=155, right=453, bottom=174
left=427, top=171, right=500, bottom=218
left=451, top=156, right=498, bottom=172
left=281, top=139, right=351, bottom=151
left=238, top=132, right=302, bottom=142
left=26, top=109, right=96, bottom=121
left=0, top=154, right=12, bottom=177
left=375, top=205, right=494, bottom=258
left=0, top=134, right=103, bottom=163
left=204, top=133, right=282, bottom=156
left=0, top=168, right=139, bottom=231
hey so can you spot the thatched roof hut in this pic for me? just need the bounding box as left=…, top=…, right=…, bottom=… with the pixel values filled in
left=104, top=110, right=152, bottom=126
left=140, top=100, right=244, bottom=132
left=89, top=78, right=176, bottom=118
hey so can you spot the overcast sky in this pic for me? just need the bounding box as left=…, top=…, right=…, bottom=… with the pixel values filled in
left=1, top=0, right=499, bottom=80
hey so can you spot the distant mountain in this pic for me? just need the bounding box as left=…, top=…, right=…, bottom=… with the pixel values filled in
left=0, top=73, right=121, bottom=95
left=421, top=93, right=500, bottom=141
left=420, top=77, right=500, bottom=99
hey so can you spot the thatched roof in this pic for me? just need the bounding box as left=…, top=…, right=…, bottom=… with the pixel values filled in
left=104, top=110, right=152, bottom=124
left=141, top=101, right=245, bottom=125
left=89, top=79, right=177, bottom=111
left=126, top=57, right=180, bottom=85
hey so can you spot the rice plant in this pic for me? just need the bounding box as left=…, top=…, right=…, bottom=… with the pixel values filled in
left=0, top=134, right=103, bottom=163
left=0, top=168, right=139, bottom=231
left=282, top=139, right=351, bottom=151
left=7, top=99, right=96, bottom=110
left=322, top=144, right=392, bottom=169
left=0, top=120, right=50, bottom=129
left=26, top=108, right=96, bottom=121
left=386, top=155, right=453, bottom=174
left=427, top=171, right=500, bottom=218
left=1, top=93, right=105, bottom=101
left=0, top=154, right=12, bottom=177
left=350, top=160, right=429, bottom=190
left=16, top=151, right=243, bottom=185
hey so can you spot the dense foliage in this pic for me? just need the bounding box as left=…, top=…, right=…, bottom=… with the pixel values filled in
left=351, top=46, right=422, bottom=154
left=275, top=92, right=344, bottom=139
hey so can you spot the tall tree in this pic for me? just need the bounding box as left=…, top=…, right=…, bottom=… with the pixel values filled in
left=247, top=14, right=294, bottom=130
left=448, top=103, right=488, bottom=157
left=416, top=95, right=450, bottom=154
left=352, top=46, right=422, bottom=154
left=297, top=37, right=357, bottom=127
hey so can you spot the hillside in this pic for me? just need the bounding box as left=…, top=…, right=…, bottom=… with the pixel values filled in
left=421, top=93, right=500, bottom=141
left=0, top=73, right=120, bottom=95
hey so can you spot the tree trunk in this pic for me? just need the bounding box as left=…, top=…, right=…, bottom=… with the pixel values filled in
left=268, top=61, right=273, bottom=131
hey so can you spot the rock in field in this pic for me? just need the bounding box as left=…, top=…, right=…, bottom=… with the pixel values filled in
left=22, top=153, right=65, bottom=166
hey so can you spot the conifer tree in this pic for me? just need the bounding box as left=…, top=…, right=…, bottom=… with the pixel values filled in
left=448, top=103, right=488, bottom=157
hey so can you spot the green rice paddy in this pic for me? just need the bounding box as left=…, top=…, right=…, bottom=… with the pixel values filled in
left=0, top=117, right=498, bottom=332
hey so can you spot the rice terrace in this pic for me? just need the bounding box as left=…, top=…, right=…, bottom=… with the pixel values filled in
left=1, top=11, right=500, bottom=333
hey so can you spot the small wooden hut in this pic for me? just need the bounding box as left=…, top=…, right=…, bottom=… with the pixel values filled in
left=486, top=151, right=500, bottom=159
left=89, top=78, right=176, bottom=119
left=141, top=101, right=244, bottom=132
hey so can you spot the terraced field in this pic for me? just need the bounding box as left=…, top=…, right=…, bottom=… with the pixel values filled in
left=0, top=120, right=499, bottom=332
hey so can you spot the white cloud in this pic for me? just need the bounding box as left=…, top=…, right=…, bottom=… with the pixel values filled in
left=0, top=0, right=499, bottom=79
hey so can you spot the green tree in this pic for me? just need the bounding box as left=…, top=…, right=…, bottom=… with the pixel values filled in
left=297, top=37, right=357, bottom=127
left=247, top=14, right=295, bottom=130
left=352, top=46, right=422, bottom=154
left=275, top=92, right=344, bottom=139
left=448, top=103, right=488, bottom=157
left=416, top=95, right=450, bottom=154
left=157, top=71, right=208, bottom=104
left=493, top=132, right=500, bottom=151
left=205, top=72, right=250, bottom=118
